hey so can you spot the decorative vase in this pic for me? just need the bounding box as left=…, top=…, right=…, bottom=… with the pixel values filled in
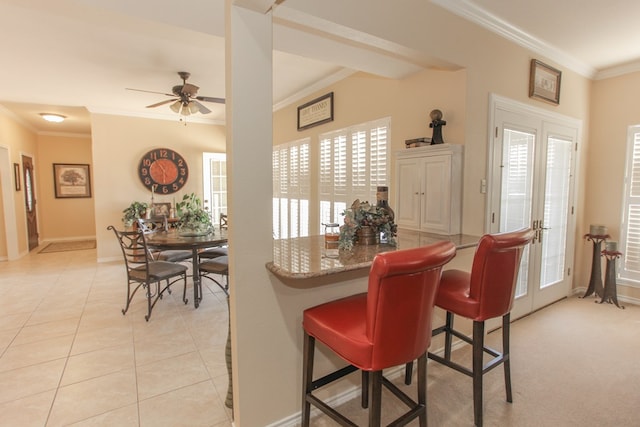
left=356, top=226, right=377, bottom=245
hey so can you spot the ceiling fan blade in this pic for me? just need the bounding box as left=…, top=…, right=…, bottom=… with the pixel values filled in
left=192, top=100, right=211, bottom=114
left=126, top=88, right=175, bottom=97
left=196, top=96, right=225, bottom=104
left=146, top=99, right=176, bottom=108
left=182, top=83, right=199, bottom=97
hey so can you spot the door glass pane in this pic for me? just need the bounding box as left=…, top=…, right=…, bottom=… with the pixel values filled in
left=500, top=128, right=535, bottom=298
left=540, top=137, right=573, bottom=289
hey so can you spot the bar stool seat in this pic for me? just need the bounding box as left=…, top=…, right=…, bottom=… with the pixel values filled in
left=302, top=241, right=456, bottom=427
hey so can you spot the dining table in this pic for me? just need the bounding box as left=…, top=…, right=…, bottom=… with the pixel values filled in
left=145, top=228, right=228, bottom=308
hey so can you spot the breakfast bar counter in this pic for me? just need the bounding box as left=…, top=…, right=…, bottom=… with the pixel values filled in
left=265, top=229, right=479, bottom=281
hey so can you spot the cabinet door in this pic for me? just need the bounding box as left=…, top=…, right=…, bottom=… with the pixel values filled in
left=395, top=158, right=421, bottom=230
left=420, top=154, right=452, bottom=233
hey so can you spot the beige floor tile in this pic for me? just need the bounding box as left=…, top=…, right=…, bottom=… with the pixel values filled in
left=139, top=380, right=228, bottom=427
left=0, top=389, right=55, bottom=427
left=136, top=351, right=210, bottom=400
left=0, top=334, right=74, bottom=372
left=0, top=311, right=31, bottom=332
left=133, top=330, right=197, bottom=367
left=0, top=359, right=66, bottom=404
left=66, top=403, right=139, bottom=427
left=71, top=323, right=134, bottom=355
left=12, top=317, right=80, bottom=346
left=61, top=343, right=135, bottom=386
left=47, top=369, right=138, bottom=426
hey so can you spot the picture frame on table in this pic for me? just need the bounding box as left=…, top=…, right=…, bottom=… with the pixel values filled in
left=13, top=163, right=20, bottom=191
left=529, top=59, right=561, bottom=105
left=297, top=92, right=334, bottom=131
left=152, top=202, right=172, bottom=217
left=53, top=163, right=92, bottom=198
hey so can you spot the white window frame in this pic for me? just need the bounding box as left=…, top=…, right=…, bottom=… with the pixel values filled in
left=203, top=152, right=227, bottom=227
left=619, top=125, right=640, bottom=286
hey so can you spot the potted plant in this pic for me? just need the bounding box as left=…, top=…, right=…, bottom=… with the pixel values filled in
left=175, top=193, right=213, bottom=235
left=338, top=199, right=397, bottom=251
left=122, top=201, right=148, bottom=227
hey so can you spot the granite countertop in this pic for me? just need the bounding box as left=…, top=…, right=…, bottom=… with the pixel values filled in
left=265, top=229, right=479, bottom=280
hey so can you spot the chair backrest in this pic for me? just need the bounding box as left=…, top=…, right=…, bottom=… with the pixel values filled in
left=108, top=225, right=151, bottom=274
left=469, top=228, right=535, bottom=321
left=137, top=216, right=168, bottom=233
left=366, top=241, right=456, bottom=369
left=219, top=213, right=228, bottom=229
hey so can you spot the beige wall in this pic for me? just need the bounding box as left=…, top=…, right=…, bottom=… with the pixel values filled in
left=36, top=134, right=95, bottom=241
left=90, top=113, right=226, bottom=260
left=588, top=71, right=640, bottom=301
left=0, top=114, right=38, bottom=258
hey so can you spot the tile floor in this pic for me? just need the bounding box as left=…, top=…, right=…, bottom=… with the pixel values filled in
left=0, top=245, right=233, bottom=427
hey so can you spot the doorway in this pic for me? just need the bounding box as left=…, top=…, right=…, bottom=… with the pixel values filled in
left=22, top=155, right=39, bottom=251
left=487, top=95, right=581, bottom=320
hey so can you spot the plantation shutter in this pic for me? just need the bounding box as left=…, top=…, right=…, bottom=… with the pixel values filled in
left=272, top=139, right=310, bottom=240
left=319, top=117, right=390, bottom=233
left=621, top=127, right=640, bottom=282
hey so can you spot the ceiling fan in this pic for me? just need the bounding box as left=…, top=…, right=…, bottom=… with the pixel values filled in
left=126, top=71, right=225, bottom=116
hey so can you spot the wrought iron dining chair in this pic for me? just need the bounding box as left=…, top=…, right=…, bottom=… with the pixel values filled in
left=199, top=255, right=229, bottom=296
left=108, top=225, right=189, bottom=321
left=137, top=217, right=192, bottom=262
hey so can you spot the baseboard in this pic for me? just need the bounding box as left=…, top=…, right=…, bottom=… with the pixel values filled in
left=571, top=286, right=640, bottom=305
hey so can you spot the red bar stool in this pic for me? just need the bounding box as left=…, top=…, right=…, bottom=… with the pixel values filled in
left=426, top=228, right=534, bottom=427
left=301, top=241, right=456, bottom=427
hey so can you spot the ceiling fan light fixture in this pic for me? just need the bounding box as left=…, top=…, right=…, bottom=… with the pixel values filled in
left=169, top=101, right=182, bottom=113
left=188, top=102, right=200, bottom=114
left=40, top=113, right=65, bottom=123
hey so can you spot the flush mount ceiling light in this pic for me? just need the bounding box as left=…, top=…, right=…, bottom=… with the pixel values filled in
left=40, top=113, right=66, bottom=123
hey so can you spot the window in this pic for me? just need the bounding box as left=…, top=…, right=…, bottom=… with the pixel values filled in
left=620, top=125, right=640, bottom=284
left=318, top=117, right=390, bottom=232
left=273, top=139, right=310, bottom=239
left=203, top=153, right=227, bottom=227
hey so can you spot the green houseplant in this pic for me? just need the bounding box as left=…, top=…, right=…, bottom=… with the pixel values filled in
left=175, top=193, right=213, bottom=235
left=338, top=199, right=397, bottom=250
left=122, top=201, right=148, bottom=227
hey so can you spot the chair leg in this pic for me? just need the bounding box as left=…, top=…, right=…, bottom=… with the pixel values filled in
left=362, top=371, right=369, bottom=408
left=182, top=274, right=189, bottom=305
left=369, top=371, right=382, bottom=427
left=301, top=332, right=315, bottom=427
left=503, top=313, right=512, bottom=403
left=417, top=352, right=427, bottom=427
left=472, top=320, right=485, bottom=427
left=404, top=361, right=413, bottom=385
left=444, top=311, right=454, bottom=360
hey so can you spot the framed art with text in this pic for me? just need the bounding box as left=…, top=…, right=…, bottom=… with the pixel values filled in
left=53, top=163, right=92, bottom=198
left=529, top=59, right=561, bottom=105
left=297, top=92, right=334, bottom=130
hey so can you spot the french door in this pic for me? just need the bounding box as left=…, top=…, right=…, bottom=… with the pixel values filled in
left=488, top=97, right=580, bottom=320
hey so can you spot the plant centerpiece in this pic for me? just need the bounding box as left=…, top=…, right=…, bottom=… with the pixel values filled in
left=338, top=199, right=397, bottom=251
left=122, top=201, right=148, bottom=227
left=175, top=193, right=213, bottom=235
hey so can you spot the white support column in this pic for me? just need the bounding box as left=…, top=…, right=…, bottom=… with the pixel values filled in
left=225, top=2, right=274, bottom=426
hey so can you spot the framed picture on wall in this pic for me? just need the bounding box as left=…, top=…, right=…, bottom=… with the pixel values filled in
left=529, top=59, right=561, bottom=105
left=53, top=163, right=92, bottom=198
left=297, top=92, right=334, bottom=130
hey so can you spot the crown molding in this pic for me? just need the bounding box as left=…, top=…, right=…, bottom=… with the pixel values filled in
left=595, top=59, right=640, bottom=80
left=432, top=0, right=596, bottom=79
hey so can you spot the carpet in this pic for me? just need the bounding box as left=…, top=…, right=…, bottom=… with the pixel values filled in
left=39, top=240, right=96, bottom=254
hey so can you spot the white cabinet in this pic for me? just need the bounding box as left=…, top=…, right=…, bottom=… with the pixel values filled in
left=394, top=144, right=463, bottom=235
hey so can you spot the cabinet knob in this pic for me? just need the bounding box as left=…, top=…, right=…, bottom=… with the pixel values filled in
left=415, top=192, right=419, bottom=195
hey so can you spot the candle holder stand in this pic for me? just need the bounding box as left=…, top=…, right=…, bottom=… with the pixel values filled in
left=599, top=250, right=625, bottom=309
left=581, top=233, right=609, bottom=299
